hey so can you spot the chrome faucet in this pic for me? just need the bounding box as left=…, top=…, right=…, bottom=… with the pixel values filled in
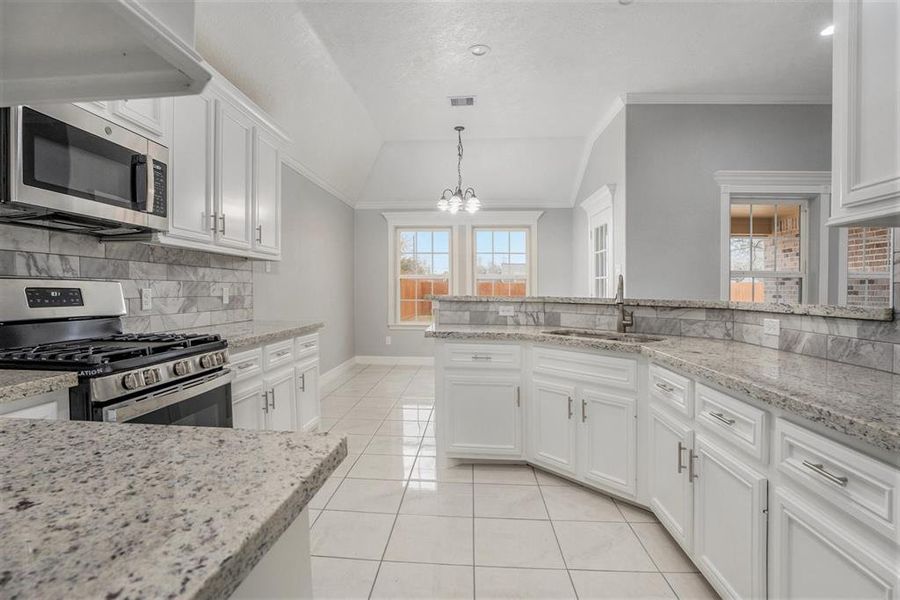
left=614, top=274, right=634, bottom=333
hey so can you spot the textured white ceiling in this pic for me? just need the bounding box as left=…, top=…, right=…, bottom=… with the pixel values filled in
left=300, top=1, right=833, bottom=141
left=195, top=2, right=382, bottom=203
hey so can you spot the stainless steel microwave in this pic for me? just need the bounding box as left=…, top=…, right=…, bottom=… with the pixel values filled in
left=0, top=104, right=169, bottom=235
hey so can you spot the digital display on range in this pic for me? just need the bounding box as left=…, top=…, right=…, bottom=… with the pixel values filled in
left=25, top=287, right=84, bottom=308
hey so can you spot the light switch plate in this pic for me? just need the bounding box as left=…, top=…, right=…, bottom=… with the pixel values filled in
left=222, top=285, right=229, bottom=305
left=498, top=305, right=515, bottom=317
left=140, top=288, right=152, bottom=311
left=763, top=318, right=780, bottom=336
left=385, top=336, right=392, bottom=346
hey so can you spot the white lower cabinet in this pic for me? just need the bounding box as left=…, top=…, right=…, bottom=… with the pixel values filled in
left=580, top=386, right=636, bottom=496
left=530, top=377, right=578, bottom=475
left=233, top=382, right=267, bottom=431
left=648, top=404, right=694, bottom=550
left=770, top=488, right=899, bottom=600
left=443, top=371, right=522, bottom=457
left=692, top=434, right=768, bottom=600
left=295, top=359, right=320, bottom=432
left=264, top=367, right=296, bottom=432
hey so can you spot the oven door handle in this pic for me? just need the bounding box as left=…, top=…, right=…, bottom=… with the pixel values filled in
left=103, top=369, right=233, bottom=423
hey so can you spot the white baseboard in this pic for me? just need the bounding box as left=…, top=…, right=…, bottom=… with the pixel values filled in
left=320, top=357, right=360, bottom=394
left=355, top=355, right=435, bottom=367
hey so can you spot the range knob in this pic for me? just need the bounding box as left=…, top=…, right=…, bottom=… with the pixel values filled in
left=199, top=354, right=215, bottom=369
left=122, top=372, right=142, bottom=390
left=142, top=368, right=161, bottom=385
left=215, top=352, right=226, bottom=365
left=173, top=361, right=192, bottom=376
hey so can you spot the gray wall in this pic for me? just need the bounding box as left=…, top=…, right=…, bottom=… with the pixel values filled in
left=253, top=166, right=356, bottom=373
left=625, top=104, right=832, bottom=299
left=572, top=109, right=627, bottom=296
left=353, top=209, right=575, bottom=358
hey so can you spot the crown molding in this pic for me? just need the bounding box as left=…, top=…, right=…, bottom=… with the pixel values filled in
left=281, top=154, right=355, bottom=208
left=714, top=170, right=832, bottom=193
left=623, top=92, right=832, bottom=105
left=569, top=96, right=626, bottom=206
left=355, top=197, right=570, bottom=211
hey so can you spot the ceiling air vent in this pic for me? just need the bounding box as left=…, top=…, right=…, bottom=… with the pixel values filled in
left=449, top=96, right=475, bottom=107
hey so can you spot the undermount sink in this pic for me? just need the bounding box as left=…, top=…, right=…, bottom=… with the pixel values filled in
left=543, top=329, right=665, bottom=344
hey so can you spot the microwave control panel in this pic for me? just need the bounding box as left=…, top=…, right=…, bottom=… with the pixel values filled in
left=151, top=160, right=167, bottom=217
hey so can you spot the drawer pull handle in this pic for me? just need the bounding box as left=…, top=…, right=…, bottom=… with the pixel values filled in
left=471, top=354, right=493, bottom=361
left=303, top=342, right=316, bottom=348
left=677, top=442, right=687, bottom=473
left=688, top=449, right=699, bottom=481
left=298, top=373, right=306, bottom=392
left=708, top=411, right=736, bottom=426
left=581, top=399, right=587, bottom=422
left=236, top=362, right=254, bottom=370
left=274, top=349, right=291, bottom=358
left=262, top=390, right=269, bottom=413
left=655, top=382, right=675, bottom=393
left=269, top=389, right=276, bottom=410
left=802, top=460, right=848, bottom=487
left=567, top=396, right=573, bottom=419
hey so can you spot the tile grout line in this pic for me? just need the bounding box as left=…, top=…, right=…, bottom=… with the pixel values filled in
left=534, top=469, right=580, bottom=600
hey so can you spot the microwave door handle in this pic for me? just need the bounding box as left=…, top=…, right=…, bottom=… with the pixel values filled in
left=132, top=154, right=152, bottom=212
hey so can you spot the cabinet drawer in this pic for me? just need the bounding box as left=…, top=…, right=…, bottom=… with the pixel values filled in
left=294, top=333, right=319, bottom=362
left=533, top=347, right=637, bottom=392
left=694, top=383, right=767, bottom=463
left=230, top=347, right=263, bottom=382
left=649, top=364, right=692, bottom=417
left=776, top=419, right=900, bottom=542
left=263, top=339, right=294, bottom=370
left=444, top=343, right=521, bottom=369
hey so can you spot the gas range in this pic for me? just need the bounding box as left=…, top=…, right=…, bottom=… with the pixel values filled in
left=0, top=279, right=233, bottom=427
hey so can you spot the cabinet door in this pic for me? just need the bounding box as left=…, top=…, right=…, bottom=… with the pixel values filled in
left=233, top=382, right=266, bottom=430
left=831, top=0, right=900, bottom=224
left=771, top=488, right=899, bottom=600
left=265, top=367, right=297, bottom=432
left=111, top=98, right=172, bottom=144
left=169, top=92, right=215, bottom=242
left=530, top=377, right=578, bottom=476
left=692, top=434, right=767, bottom=600
left=443, top=372, right=521, bottom=457
left=214, top=98, right=253, bottom=250
left=296, top=361, right=320, bottom=432
left=648, top=405, right=694, bottom=550
left=253, top=128, right=281, bottom=255
left=580, top=387, right=636, bottom=497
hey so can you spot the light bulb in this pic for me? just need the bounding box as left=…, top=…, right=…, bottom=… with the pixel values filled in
left=437, top=197, right=449, bottom=211
left=465, top=196, right=480, bottom=213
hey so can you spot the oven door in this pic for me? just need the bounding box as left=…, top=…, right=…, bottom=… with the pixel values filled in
left=102, top=369, right=233, bottom=428
left=4, top=104, right=168, bottom=231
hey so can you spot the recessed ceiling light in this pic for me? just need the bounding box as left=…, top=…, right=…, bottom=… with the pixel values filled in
left=619, top=0, right=634, bottom=5
left=820, top=24, right=834, bottom=36
left=469, top=44, right=490, bottom=57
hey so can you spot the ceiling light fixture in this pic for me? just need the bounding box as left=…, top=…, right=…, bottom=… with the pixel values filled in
left=469, top=44, right=490, bottom=57
left=438, top=126, right=480, bottom=214
left=820, top=24, right=834, bottom=36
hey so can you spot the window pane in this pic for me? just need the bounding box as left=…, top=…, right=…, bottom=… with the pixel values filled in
left=494, top=231, right=509, bottom=252
left=417, top=255, right=433, bottom=275
left=756, top=277, right=801, bottom=304
left=415, top=231, right=432, bottom=253
left=476, top=280, right=494, bottom=296
left=433, top=231, right=450, bottom=253
left=476, top=253, right=493, bottom=274
left=775, top=204, right=801, bottom=272
left=475, top=230, right=492, bottom=253
left=730, top=238, right=750, bottom=271
left=730, top=277, right=755, bottom=303
left=400, top=253, right=417, bottom=274
left=433, top=253, right=449, bottom=276
left=399, top=300, right=417, bottom=321
left=751, top=237, right=772, bottom=272
left=510, top=231, right=526, bottom=253
left=750, top=204, right=775, bottom=271
left=509, top=253, right=526, bottom=265
left=399, top=231, right=415, bottom=253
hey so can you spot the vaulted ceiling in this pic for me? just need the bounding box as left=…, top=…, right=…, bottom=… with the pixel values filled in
left=195, top=1, right=833, bottom=208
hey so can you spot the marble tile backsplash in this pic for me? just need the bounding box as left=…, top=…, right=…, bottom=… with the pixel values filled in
left=435, top=297, right=900, bottom=374
left=0, top=224, right=253, bottom=333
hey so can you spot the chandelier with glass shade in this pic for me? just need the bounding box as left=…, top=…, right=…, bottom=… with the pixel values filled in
left=437, top=126, right=481, bottom=214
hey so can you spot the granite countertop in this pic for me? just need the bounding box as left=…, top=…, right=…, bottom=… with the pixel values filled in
left=0, top=370, right=78, bottom=406
left=427, top=324, right=900, bottom=455
left=184, top=319, right=325, bottom=351
left=0, top=419, right=346, bottom=600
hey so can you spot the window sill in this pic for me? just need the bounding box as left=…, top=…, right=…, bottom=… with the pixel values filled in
left=388, top=323, right=432, bottom=331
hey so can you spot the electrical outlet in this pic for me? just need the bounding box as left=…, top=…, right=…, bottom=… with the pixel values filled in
left=763, top=318, right=780, bottom=336
left=385, top=336, right=392, bottom=346
left=140, top=288, right=152, bottom=311
left=265, top=262, right=272, bottom=273
left=222, top=285, right=229, bottom=305
left=498, top=305, right=515, bottom=317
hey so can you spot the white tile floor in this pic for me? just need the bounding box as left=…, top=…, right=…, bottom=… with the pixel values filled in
left=310, top=364, right=720, bottom=599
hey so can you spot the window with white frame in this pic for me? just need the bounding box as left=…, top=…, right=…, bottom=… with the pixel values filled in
left=843, top=227, right=893, bottom=307
left=728, top=200, right=807, bottom=303
left=473, top=228, right=529, bottom=297
left=396, top=228, right=451, bottom=323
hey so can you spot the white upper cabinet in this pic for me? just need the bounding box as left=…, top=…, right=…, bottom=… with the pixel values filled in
left=0, top=0, right=209, bottom=107
left=214, top=96, right=254, bottom=251
left=829, top=0, right=900, bottom=226
left=253, top=128, right=282, bottom=255
left=169, top=93, right=214, bottom=242
left=75, top=98, right=173, bottom=147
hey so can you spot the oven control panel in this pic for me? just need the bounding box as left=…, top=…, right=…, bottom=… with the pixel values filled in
left=25, top=287, right=84, bottom=308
